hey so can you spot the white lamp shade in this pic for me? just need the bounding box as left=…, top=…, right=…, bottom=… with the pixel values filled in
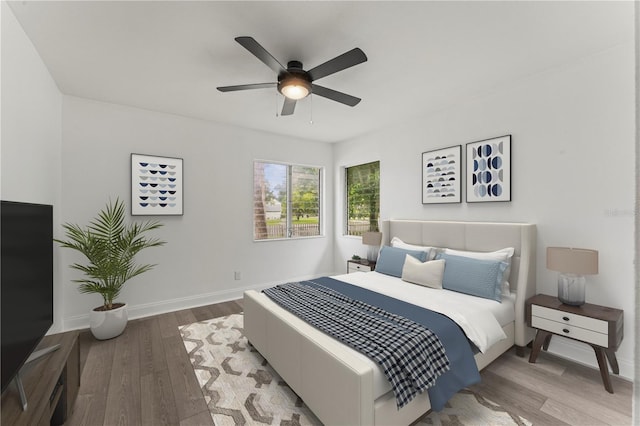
left=546, top=247, right=598, bottom=275
left=362, top=231, right=382, bottom=246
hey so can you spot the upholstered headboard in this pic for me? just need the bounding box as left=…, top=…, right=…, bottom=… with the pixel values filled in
left=381, top=219, right=537, bottom=346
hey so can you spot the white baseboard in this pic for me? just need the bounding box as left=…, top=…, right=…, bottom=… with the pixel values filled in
left=546, top=335, right=634, bottom=381
left=62, top=272, right=334, bottom=332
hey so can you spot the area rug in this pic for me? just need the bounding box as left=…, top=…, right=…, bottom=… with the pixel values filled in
left=180, top=314, right=531, bottom=426
left=417, top=388, right=532, bottom=426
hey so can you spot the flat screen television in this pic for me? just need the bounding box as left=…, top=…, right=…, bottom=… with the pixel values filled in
left=1, top=200, right=54, bottom=393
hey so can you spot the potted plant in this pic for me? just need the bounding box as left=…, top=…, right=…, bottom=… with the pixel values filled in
left=55, top=198, right=166, bottom=340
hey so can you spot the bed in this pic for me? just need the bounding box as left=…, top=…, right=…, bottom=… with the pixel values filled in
left=244, top=220, right=536, bottom=425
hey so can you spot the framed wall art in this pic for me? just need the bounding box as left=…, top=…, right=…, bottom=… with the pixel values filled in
left=131, top=153, right=183, bottom=215
left=422, top=145, right=461, bottom=204
left=466, top=135, right=511, bottom=203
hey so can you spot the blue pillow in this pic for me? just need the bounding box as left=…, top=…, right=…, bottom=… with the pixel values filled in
left=376, top=246, right=429, bottom=278
left=435, top=253, right=507, bottom=302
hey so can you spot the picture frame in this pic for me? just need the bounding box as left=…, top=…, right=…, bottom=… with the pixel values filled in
left=466, top=135, right=511, bottom=203
left=131, top=153, right=183, bottom=215
left=422, top=145, right=462, bottom=204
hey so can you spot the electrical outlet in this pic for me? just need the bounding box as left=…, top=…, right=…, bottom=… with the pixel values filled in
left=234, top=271, right=241, bottom=280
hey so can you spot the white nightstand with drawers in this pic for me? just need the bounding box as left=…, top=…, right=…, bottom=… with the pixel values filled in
left=526, top=294, right=623, bottom=393
left=347, top=259, right=375, bottom=273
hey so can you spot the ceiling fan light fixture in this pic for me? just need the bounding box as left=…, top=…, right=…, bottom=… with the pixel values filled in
left=278, top=76, right=311, bottom=100
left=218, top=37, right=367, bottom=115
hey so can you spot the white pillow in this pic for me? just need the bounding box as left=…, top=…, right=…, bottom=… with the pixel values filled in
left=401, top=255, right=445, bottom=289
left=391, top=237, right=435, bottom=260
left=443, top=247, right=515, bottom=295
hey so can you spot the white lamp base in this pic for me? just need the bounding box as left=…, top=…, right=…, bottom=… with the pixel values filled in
left=557, top=273, right=586, bottom=306
left=366, top=245, right=378, bottom=262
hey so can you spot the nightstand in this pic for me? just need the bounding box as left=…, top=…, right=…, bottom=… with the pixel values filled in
left=526, top=294, right=623, bottom=393
left=347, top=259, right=375, bottom=273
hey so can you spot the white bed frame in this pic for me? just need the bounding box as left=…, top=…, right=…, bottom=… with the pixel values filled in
left=244, top=220, right=537, bottom=426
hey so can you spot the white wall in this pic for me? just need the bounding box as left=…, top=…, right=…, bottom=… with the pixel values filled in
left=60, top=96, right=334, bottom=327
left=1, top=2, right=64, bottom=331
left=334, top=42, right=636, bottom=379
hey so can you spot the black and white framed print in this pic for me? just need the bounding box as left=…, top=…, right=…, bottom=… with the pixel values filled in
left=466, top=135, right=511, bottom=203
left=422, top=145, right=461, bottom=204
left=131, top=153, right=183, bottom=215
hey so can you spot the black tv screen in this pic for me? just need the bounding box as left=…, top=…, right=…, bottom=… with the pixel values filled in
left=1, top=200, right=54, bottom=393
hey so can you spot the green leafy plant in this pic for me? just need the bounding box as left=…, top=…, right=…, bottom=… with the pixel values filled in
left=55, top=198, right=166, bottom=311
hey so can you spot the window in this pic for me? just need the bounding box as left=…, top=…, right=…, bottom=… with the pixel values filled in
left=254, top=161, right=322, bottom=240
left=345, top=161, right=380, bottom=236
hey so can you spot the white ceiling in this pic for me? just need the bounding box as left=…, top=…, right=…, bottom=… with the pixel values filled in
left=7, top=1, right=632, bottom=143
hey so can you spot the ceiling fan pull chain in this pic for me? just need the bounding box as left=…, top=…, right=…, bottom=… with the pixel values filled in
left=309, top=94, right=313, bottom=124
left=275, top=91, right=279, bottom=117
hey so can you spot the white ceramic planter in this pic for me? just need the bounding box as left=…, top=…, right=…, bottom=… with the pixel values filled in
left=89, top=303, right=128, bottom=340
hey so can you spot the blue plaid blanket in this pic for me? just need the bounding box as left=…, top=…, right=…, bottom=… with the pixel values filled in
left=263, top=281, right=451, bottom=409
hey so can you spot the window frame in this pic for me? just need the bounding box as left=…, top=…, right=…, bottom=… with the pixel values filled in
left=253, top=160, right=324, bottom=242
left=344, top=160, right=380, bottom=237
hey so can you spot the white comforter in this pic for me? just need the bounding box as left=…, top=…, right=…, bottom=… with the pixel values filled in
left=333, top=271, right=510, bottom=354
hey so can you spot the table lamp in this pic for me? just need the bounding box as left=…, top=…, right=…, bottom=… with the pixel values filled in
left=362, top=231, right=382, bottom=262
left=546, top=247, right=598, bottom=306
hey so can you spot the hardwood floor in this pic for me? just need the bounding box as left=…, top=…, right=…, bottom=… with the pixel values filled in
left=69, top=300, right=243, bottom=426
left=67, top=299, right=632, bottom=426
left=470, top=348, right=633, bottom=425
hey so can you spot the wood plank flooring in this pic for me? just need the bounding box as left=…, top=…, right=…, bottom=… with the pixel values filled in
left=470, top=348, right=633, bottom=425
left=67, top=299, right=632, bottom=426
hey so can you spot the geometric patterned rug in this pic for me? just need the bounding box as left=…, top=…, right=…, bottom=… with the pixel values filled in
left=179, top=313, right=321, bottom=425
left=180, top=314, right=531, bottom=426
left=417, top=388, right=532, bottom=426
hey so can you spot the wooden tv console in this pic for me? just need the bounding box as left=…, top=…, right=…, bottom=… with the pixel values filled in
left=1, top=330, right=80, bottom=426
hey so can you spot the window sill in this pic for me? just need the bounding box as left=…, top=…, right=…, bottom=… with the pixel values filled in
left=254, top=235, right=325, bottom=243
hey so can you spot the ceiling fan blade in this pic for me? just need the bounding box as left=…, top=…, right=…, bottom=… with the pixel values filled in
left=281, top=97, right=296, bottom=116
left=217, top=82, right=276, bottom=92
left=307, top=48, right=367, bottom=81
left=311, top=84, right=361, bottom=107
left=235, top=36, right=286, bottom=74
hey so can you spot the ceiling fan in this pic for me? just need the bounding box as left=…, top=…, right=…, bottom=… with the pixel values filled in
left=217, top=36, right=367, bottom=116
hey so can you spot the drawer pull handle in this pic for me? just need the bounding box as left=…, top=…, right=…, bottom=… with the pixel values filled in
left=562, top=316, right=570, bottom=322
left=563, top=328, right=570, bottom=334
